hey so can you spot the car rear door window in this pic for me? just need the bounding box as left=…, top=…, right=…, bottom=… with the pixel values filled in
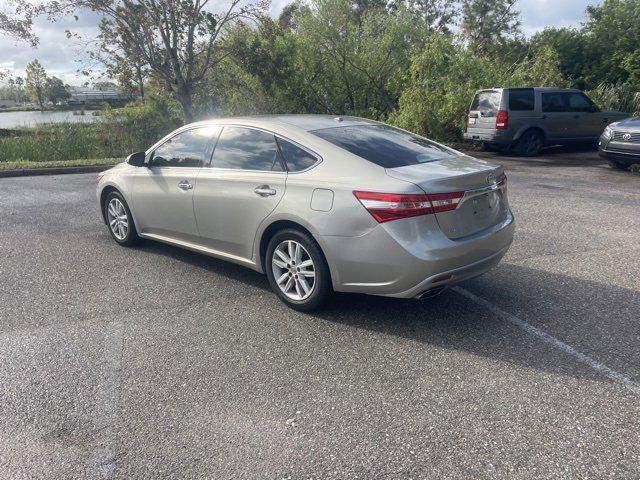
left=470, top=90, right=502, bottom=117
left=311, top=124, right=457, bottom=169
left=276, top=137, right=319, bottom=172
left=150, top=126, right=219, bottom=168
left=212, top=127, right=283, bottom=171
left=508, top=88, right=535, bottom=111
left=542, top=93, right=569, bottom=113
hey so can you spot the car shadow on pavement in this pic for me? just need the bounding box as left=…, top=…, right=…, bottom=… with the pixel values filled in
left=310, top=262, right=640, bottom=386
left=137, top=240, right=272, bottom=292
left=135, top=240, right=639, bottom=387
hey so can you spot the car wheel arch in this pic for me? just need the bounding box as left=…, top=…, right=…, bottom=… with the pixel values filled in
left=514, top=126, right=547, bottom=143
left=99, top=185, right=121, bottom=224
left=100, top=185, right=138, bottom=230
left=256, top=218, right=337, bottom=285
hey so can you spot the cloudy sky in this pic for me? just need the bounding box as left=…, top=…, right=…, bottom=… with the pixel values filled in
left=0, top=0, right=602, bottom=85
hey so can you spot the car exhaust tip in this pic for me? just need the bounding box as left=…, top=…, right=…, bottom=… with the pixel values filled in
left=416, top=286, right=448, bottom=300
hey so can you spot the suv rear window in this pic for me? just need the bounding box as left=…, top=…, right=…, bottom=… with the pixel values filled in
left=311, top=124, right=457, bottom=169
left=508, top=88, right=535, bottom=111
left=470, top=90, right=501, bottom=117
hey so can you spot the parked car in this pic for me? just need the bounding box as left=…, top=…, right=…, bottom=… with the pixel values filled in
left=598, top=116, right=640, bottom=170
left=97, top=115, right=514, bottom=310
left=464, top=87, right=628, bottom=156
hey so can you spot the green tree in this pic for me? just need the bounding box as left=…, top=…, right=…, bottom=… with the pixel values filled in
left=403, top=0, right=458, bottom=34
left=388, top=35, right=566, bottom=141
left=293, top=0, right=421, bottom=117
left=530, top=27, right=588, bottom=88
left=0, top=1, right=38, bottom=46
left=40, top=0, right=267, bottom=121
left=460, top=0, right=521, bottom=55
left=25, top=59, right=48, bottom=110
left=93, top=81, right=117, bottom=91
left=45, top=76, right=70, bottom=104
left=583, top=0, right=640, bottom=90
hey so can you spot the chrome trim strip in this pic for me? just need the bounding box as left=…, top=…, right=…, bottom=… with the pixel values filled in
left=459, top=179, right=506, bottom=205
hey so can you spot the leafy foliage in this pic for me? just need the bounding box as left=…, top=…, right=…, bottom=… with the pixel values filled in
left=25, top=59, right=47, bottom=110
left=388, top=35, right=567, bottom=141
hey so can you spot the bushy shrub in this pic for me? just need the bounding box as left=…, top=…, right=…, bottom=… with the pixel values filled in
left=388, top=36, right=569, bottom=141
left=585, top=83, right=640, bottom=115
left=100, top=96, right=184, bottom=153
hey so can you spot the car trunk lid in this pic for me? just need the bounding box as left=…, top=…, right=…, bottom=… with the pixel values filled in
left=386, top=155, right=510, bottom=239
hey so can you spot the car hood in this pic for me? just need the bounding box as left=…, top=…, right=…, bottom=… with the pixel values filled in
left=612, top=116, right=640, bottom=130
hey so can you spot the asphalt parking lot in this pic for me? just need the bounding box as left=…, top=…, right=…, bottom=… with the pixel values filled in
left=1, top=147, right=639, bottom=479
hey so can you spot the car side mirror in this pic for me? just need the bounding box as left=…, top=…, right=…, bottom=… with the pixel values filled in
left=589, top=105, right=600, bottom=113
left=127, top=151, right=147, bottom=167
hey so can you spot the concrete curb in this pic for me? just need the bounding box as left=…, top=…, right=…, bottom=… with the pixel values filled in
left=0, top=165, right=111, bottom=178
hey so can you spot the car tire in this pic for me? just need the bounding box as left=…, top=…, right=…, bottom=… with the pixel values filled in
left=514, top=130, right=544, bottom=157
left=607, top=158, right=631, bottom=171
left=103, top=191, right=141, bottom=247
left=265, top=228, right=332, bottom=311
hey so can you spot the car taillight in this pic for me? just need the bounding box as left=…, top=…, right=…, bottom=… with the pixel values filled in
left=353, top=191, right=464, bottom=223
left=428, top=192, right=465, bottom=213
left=496, top=110, right=508, bottom=130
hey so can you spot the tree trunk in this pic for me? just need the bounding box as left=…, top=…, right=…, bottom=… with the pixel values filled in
left=136, top=65, right=144, bottom=99
left=177, top=87, right=194, bottom=122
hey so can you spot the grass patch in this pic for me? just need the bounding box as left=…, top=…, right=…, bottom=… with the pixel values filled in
left=0, top=157, right=121, bottom=171
left=0, top=123, right=129, bottom=162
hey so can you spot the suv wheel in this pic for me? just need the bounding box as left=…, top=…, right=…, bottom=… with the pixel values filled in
left=104, top=191, right=141, bottom=246
left=515, top=130, right=544, bottom=157
left=265, top=229, right=332, bottom=311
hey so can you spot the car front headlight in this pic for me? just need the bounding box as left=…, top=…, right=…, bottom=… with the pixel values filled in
left=602, top=126, right=613, bottom=139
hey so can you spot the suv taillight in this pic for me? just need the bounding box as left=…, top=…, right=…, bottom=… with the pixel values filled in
left=353, top=191, right=464, bottom=223
left=496, top=110, right=508, bottom=130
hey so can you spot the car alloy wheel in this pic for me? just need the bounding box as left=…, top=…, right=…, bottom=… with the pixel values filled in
left=107, top=198, right=129, bottom=240
left=271, top=240, right=316, bottom=300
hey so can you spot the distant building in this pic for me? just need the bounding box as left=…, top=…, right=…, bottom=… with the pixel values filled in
left=67, top=87, right=136, bottom=106
left=0, top=99, right=17, bottom=108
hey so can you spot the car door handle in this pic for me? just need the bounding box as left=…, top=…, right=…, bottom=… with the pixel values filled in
left=254, top=185, right=276, bottom=197
left=541, top=114, right=547, bottom=120
left=178, top=181, right=193, bottom=191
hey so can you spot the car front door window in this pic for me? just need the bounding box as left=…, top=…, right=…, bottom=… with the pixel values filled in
left=150, top=127, right=219, bottom=168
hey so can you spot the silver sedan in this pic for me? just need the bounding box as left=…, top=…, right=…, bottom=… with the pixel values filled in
left=97, top=115, right=515, bottom=310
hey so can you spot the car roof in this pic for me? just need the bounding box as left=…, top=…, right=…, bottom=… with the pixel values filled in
left=182, top=114, right=380, bottom=133
left=476, top=87, right=583, bottom=93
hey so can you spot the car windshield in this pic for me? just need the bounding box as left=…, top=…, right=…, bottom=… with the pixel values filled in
left=310, top=124, right=458, bottom=168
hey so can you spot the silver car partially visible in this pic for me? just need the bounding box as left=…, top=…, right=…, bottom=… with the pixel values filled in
left=97, top=115, right=515, bottom=310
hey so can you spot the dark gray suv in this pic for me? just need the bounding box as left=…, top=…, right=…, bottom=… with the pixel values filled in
left=463, top=87, right=627, bottom=156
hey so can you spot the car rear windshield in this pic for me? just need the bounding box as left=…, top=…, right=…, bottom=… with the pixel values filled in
left=470, top=90, right=502, bottom=117
left=310, top=124, right=458, bottom=168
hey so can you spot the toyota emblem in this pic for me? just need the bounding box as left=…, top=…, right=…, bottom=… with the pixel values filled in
left=623, top=133, right=632, bottom=141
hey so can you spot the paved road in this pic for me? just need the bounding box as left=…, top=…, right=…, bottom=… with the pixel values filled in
left=1, top=149, right=639, bottom=479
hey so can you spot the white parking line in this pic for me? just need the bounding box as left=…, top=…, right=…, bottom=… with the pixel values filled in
left=453, top=286, right=640, bottom=395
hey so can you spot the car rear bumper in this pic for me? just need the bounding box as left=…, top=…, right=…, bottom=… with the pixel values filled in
left=463, top=130, right=513, bottom=145
left=320, top=210, right=515, bottom=298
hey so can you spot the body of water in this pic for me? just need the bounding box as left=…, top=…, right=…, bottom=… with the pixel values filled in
left=0, top=110, right=101, bottom=128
